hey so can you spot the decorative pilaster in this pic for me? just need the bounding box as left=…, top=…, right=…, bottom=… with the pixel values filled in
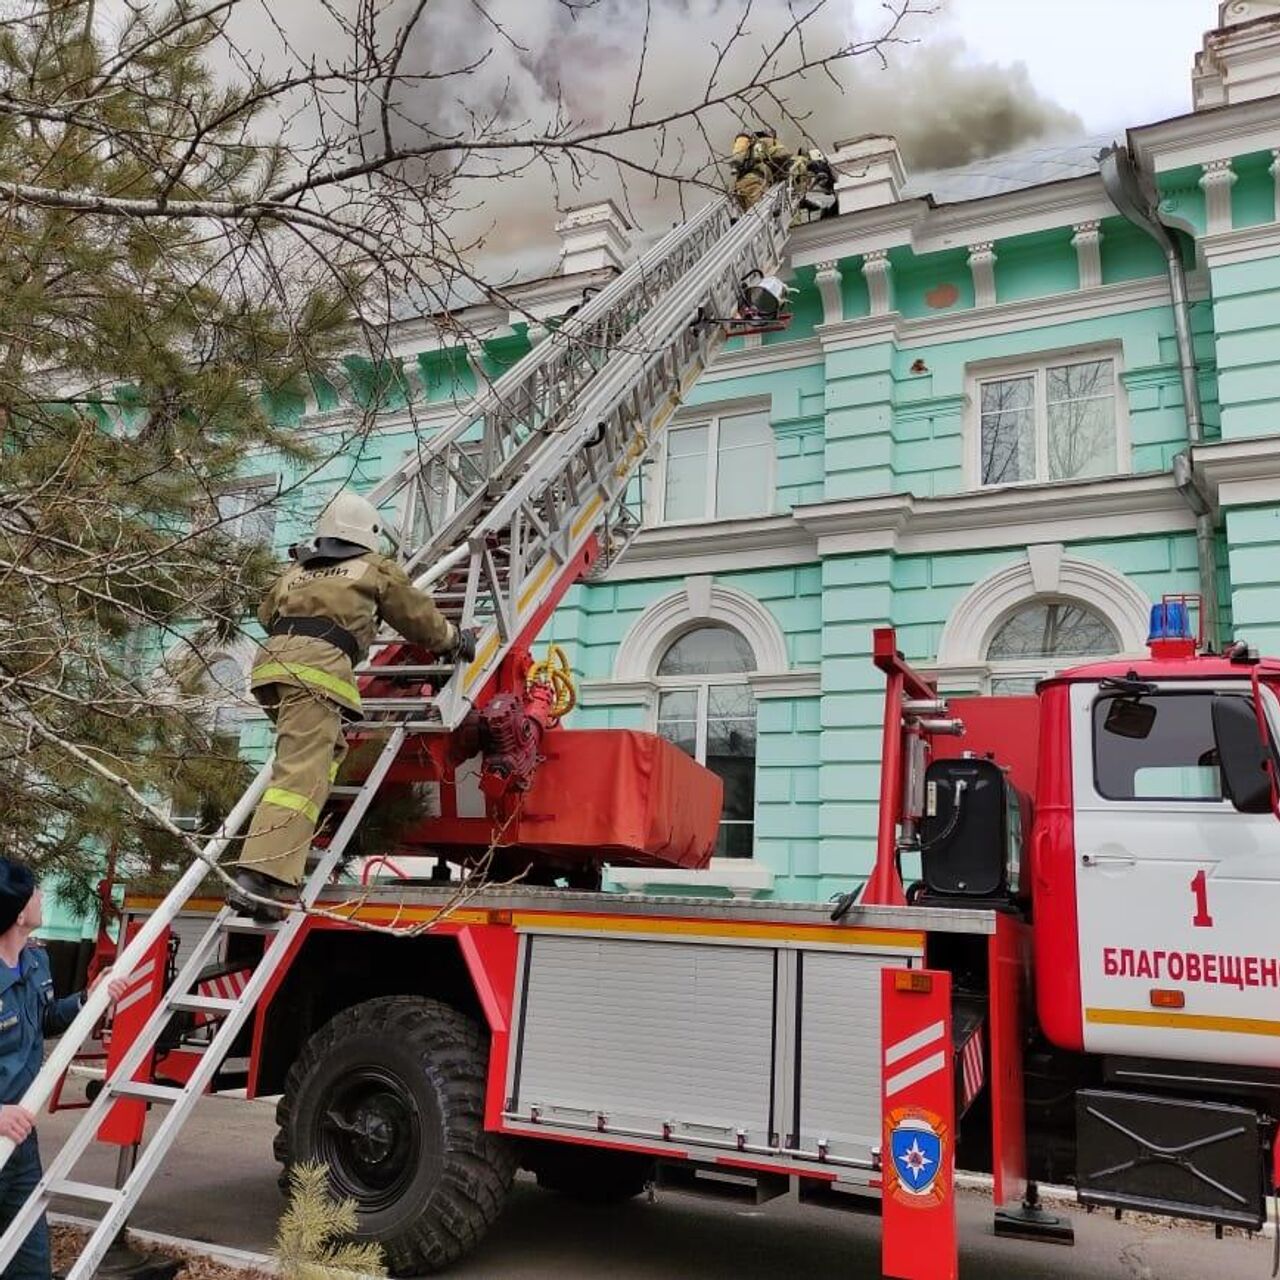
left=967, top=242, right=997, bottom=308
left=1071, top=221, right=1104, bottom=290
left=1200, top=158, right=1237, bottom=235
left=1271, top=149, right=1280, bottom=222
left=862, top=250, right=893, bottom=316
left=814, top=260, right=845, bottom=326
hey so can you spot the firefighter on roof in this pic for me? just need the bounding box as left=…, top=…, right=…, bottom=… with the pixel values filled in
left=730, top=127, right=792, bottom=209
left=227, top=489, right=475, bottom=921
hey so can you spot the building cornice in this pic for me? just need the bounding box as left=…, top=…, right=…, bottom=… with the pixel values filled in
left=599, top=471, right=1200, bottom=582
left=601, top=513, right=816, bottom=581
left=787, top=200, right=930, bottom=268
left=794, top=472, right=1194, bottom=556
left=790, top=176, right=1116, bottom=271
left=1192, top=434, right=1280, bottom=509
left=1200, top=221, right=1280, bottom=268
left=912, top=176, right=1114, bottom=256
left=1131, top=94, right=1280, bottom=172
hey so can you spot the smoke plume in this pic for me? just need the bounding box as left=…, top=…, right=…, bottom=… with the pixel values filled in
left=222, top=0, right=1083, bottom=282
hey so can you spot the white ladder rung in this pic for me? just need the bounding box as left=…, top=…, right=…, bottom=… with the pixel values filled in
left=48, top=1180, right=122, bottom=1205
left=327, top=785, right=364, bottom=797
left=169, top=995, right=238, bottom=1015
left=108, top=1080, right=184, bottom=1104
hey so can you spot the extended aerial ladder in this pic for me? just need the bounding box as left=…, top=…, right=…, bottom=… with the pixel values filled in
left=0, top=179, right=799, bottom=1277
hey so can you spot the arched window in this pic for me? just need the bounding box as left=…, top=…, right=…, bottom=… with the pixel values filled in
left=654, top=625, right=757, bottom=857
left=986, top=600, right=1118, bottom=695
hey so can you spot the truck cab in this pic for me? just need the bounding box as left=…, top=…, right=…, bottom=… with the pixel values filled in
left=1032, top=614, right=1280, bottom=1071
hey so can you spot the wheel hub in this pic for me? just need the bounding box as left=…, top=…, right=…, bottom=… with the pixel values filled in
left=316, top=1067, right=424, bottom=1211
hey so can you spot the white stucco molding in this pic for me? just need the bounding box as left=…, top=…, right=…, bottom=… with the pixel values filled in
left=602, top=513, right=815, bottom=581
left=1192, top=435, right=1280, bottom=510
left=577, top=678, right=658, bottom=708
left=1132, top=93, right=1280, bottom=173
left=747, top=670, right=821, bottom=699
left=612, top=582, right=790, bottom=681
left=813, top=261, right=845, bottom=326
left=604, top=473, right=1198, bottom=585
left=1071, top=221, right=1104, bottom=290
left=794, top=472, right=1194, bottom=558
left=787, top=175, right=1116, bottom=270
left=935, top=549, right=1152, bottom=668
left=1199, top=221, right=1280, bottom=268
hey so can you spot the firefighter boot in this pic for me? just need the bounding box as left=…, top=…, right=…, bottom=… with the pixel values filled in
left=226, top=868, right=289, bottom=923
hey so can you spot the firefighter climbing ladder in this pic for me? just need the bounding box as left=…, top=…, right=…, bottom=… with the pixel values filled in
left=0, top=179, right=799, bottom=1278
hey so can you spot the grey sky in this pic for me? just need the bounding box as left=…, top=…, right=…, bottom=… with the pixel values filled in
left=935, top=0, right=1219, bottom=136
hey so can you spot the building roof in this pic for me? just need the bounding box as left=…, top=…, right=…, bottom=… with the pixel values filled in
left=904, top=135, right=1114, bottom=204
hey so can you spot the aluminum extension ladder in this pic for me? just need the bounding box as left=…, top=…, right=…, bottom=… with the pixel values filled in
left=0, top=178, right=799, bottom=1277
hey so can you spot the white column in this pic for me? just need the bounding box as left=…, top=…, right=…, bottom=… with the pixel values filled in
left=862, top=250, right=893, bottom=316
left=967, top=242, right=997, bottom=308
left=1200, top=158, right=1237, bottom=235
left=814, top=260, right=844, bottom=326
left=1071, top=221, right=1104, bottom=290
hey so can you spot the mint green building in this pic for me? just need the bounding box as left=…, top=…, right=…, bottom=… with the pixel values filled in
left=47, top=3, right=1280, bottom=943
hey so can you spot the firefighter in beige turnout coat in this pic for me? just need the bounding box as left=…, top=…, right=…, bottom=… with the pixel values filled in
left=228, top=490, right=473, bottom=919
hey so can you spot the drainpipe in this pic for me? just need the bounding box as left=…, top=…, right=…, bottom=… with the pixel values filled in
left=1099, top=143, right=1221, bottom=651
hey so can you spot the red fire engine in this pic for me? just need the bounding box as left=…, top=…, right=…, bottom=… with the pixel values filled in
left=40, top=599, right=1280, bottom=1280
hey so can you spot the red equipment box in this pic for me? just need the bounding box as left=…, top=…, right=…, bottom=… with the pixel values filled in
left=394, top=729, right=723, bottom=871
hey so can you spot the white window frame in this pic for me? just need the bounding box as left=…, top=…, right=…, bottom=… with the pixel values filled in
left=651, top=627, right=759, bottom=858
left=964, top=344, right=1130, bottom=490
left=214, top=475, right=279, bottom=546
left=397, top=440, right=484, bottom=544
left=984, top=595, right=1122, bottom=695
left=653, top=398, right=775, bottom=526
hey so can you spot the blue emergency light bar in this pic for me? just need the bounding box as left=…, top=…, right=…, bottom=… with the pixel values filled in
left=1148, top=600, right=1192, bottom=642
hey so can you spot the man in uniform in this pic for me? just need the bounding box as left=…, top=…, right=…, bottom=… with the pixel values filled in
left=227, top=489, right=475, bottom=920
left=0, top=860, right=127, bottom=1278
left=730, top=128, right=792, bottom=209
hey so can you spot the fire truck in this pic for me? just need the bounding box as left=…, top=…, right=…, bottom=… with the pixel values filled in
left=5, top=177, right=1280, bottom=1280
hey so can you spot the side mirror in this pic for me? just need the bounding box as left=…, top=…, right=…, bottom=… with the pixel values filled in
left=1103, top=697, right=1156, bottom=740
left=1211, top=697, right=1272, bottom=814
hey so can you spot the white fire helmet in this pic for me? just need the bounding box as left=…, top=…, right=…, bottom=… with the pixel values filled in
left=746, top=275, right=790, bottom=318
left=314, top=489, right=384, bottom=553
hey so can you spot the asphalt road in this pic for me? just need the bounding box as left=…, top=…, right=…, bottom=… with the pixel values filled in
left=38, top=1093, right=1272, bottom=1279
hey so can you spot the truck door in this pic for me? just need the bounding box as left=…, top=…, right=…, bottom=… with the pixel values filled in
left=1072, top=680, right=1280, bottom=1069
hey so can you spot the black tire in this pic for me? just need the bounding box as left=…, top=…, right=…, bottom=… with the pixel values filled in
left=273, top=996, right=516, bottom=1275
left=528, top=1144, right=653, bottom=1204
